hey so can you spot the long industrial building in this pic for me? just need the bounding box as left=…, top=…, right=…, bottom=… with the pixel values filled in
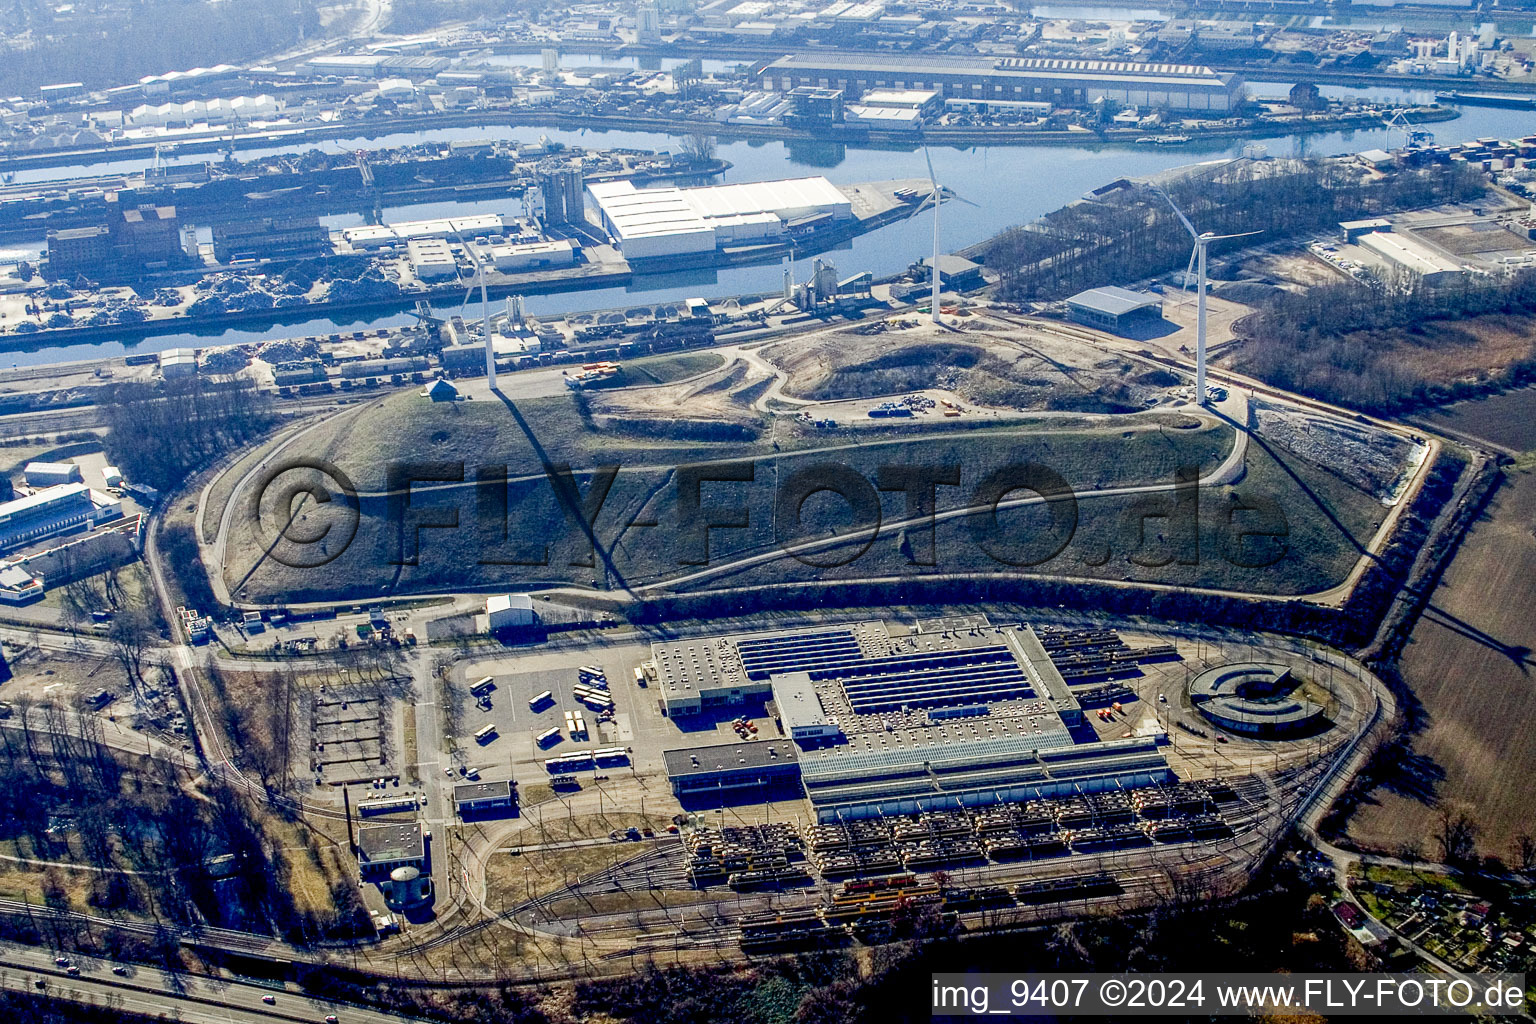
left=1356, top=230, right=1464, bottom=283
left=0, top=483, right=123, bottom=553
left=657, top=619, right=1175, bottom=822
left=586, top=176, right=853, bottom=259
left=341, top=213, right=519, bottom=250
left=752, top=53, right=1243, bottom=113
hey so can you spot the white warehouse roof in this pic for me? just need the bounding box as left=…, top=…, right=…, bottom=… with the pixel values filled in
left=845, top=105, right=924, bottom=127
left=1358, top=231, right=1462, bottom=277
left=858, top=89, right=939, bottom=107
left=341, top=214, right=510, bottom=249
left=487, top=593, right=533, bottom=613
left=683, top=177, right=851, bottom=221
left=587, top=177, right=852, bottom=258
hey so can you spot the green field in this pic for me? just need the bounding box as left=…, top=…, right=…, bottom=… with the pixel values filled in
left=685, top=425, right=1389, bottom=598
left=216, top=387, right=1388, bottom=602
left=619, top=351, right=726, bottom=385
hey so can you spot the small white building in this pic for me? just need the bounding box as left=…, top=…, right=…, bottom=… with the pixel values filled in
left=408, top=238, right=458, bottom=281
left=771, top=672, right=841, bottom=741
left=377, top=78, right=417, bottom=101
left=488, top=238, right=575, bottom=271
left=856, top=88, right=942, bottom=115
left=0, top=563, right=43, bottom=603
left=486, top=593, right=535, bottom=630
left=844, top=105, right=924, bottom=130
left=23, top=462, right=83, bottom=488
left=101, top=466, right=123, bottom=489
left=1357, top=148, right=1397, bottom=170
left=453, top=780, right=514, bottom=816
left=159, top=348, right=197, bottom=378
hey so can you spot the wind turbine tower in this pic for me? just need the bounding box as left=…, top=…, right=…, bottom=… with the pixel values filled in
left=453, top=224, right=497, bottom=391
left=923, top=147, right=943, bottom=325
left=918, top=147, right=977, bottom=327
left=1156, top=186, right=1258, bottom=406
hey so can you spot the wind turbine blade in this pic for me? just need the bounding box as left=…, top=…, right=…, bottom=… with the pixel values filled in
left=1153, top=183, right=1198, bottom=239
left=912, top=190, right=938, bottom=212
left=949, top=190, right=981, bottom=208
left=1206, top=229, right=1263, bottom=242
left=1183, top=245, right=1197, bottom=297
left=903, top=192, right=937, bottom=221
left=922, top=145, right=938, bottom=187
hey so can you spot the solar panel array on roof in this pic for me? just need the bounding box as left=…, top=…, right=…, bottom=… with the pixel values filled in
left=816, top=645, right=1034, bottom=714
left=735, top=630, right=863, bottom=681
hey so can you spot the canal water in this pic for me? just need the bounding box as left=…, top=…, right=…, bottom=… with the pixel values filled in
left=4, top=91, right=1536, bottom=367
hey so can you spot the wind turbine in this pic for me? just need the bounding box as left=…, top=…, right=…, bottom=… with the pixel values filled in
left=919, top=146, right=977, bottom=326
left=451, top=224, right=497, bottom=391
left=1155, top=186, right=1258, bottom=406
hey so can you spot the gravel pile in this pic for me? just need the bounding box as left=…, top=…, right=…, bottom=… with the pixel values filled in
left=1255, top=402, right=1416, bottom=501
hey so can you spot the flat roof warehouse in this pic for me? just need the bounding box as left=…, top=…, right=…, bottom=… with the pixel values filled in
left=655, top=619, right=1179, bottom=821
left=754, top=53, right=1243, bottom=112
left=586, top=176, right=853, bottom=260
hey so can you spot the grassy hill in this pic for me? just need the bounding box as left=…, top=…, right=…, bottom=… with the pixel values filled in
left=221, top=389, right=1261, bottom=602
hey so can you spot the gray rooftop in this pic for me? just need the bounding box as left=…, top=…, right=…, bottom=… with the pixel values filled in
left=663, top=741, right=800, bottom=779
left=1010, top=625, right=1078, bottom=707
left=771, top=672, right=830, bottom=733
left=1066, top=286, right=1163, bottom=317
left=926, top=253, right=982, bottom=276
left=1189, top=663, right=1323, bottom=727
left=357, top=821, right=425, bottom=863
left=453, top=780, right=513, bottom=804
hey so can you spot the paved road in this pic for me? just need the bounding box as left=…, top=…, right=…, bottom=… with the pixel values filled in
left=0, top=939, right=419, bottom=1024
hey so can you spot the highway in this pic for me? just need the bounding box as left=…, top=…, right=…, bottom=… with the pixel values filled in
left=0, top=939, right=419, bottom=1024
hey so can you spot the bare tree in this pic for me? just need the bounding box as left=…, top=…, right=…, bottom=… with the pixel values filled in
left=680, top=131, right=716, bottom=165
left=11, top=693, right=40, bottom=766
left=1513, top=834, right=1536, bottom=875
left=1435, top=803, right=1479, bottom=865
left=108, top=604, right=154, bottom=695
left=58, top=548, right=102, bottom=636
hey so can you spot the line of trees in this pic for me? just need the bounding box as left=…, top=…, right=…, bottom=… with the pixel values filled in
left=1237, top=266, right=1536, bottom=412
left=981, top=159, right=1484, bottom=303
left=102, top=375, right=275, bottom=493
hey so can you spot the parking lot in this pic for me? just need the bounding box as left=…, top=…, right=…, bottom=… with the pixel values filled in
left=452, top=642, right=684, bottom=781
